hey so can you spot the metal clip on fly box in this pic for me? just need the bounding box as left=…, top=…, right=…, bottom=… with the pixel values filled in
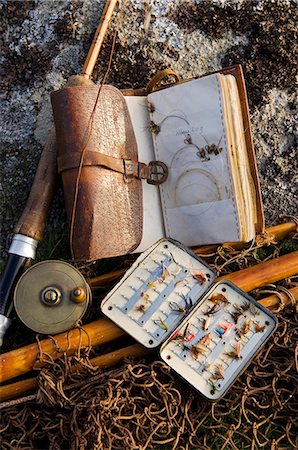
left=101, top=239, right=277, bottom=400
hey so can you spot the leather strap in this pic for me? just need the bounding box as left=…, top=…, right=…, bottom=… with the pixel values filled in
left=57, top=151, right=168, bottom=185
left=146, top=69, right=180, bottom=94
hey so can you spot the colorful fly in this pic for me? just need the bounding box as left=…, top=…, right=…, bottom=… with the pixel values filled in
left=242, top=319, right=251, bottom=335
left=135, top=303, right=147, bottom=313
left=169, top=301, right=185, bottom=313
left=211, top=364, right=225, bottom=380
left=218, top=322, right=233, bottom=335
left=210, top=293, right=229, bottom=305
left=209, top=379, right=217, bottom=395
left=141, top=291, right=150, bottom=302
left=154, top=317, right=168, bottom=332
left=206, top=304, right=221, bottom=315
left=174, top=278, right=189, bottom=287
left=255, top=322, right=266, bottom=333
left=200, top=332, right=211, bottom=346
left=235, top=319, right=251, bottom=337
left=230, top=310, right=242, bottom=324
left=236, top=342, right=241, bottom=358
left=190, top=344, right=206, bottom=359
left=203, top=316, right=212, bottom=330
left=224, top=350, right=241, bottom=360
left=215, top=326, right=225, bottom=338
left=147, top=281, right=156, bottom=289
left=160, top=263, right=170, bottom=281
left=168, top=329, right=184, bottom=343
left=190, top=269, right=207, bottom=285
left=169, top=295, right=192, bottom=314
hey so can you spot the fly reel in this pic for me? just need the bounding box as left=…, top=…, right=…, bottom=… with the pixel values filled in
left=14, top=260, right=91, bottom=334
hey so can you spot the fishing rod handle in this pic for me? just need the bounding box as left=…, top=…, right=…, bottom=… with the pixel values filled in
left=14, top=129, right=57, bottom=241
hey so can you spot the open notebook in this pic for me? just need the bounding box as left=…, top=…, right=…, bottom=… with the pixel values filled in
left=124, top=66, right=264, bottom=252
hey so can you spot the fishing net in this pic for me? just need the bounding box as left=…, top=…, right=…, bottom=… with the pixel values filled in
left=1, top=230, right=297, bottom=450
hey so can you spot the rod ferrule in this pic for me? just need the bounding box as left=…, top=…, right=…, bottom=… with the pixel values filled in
left=0, top=314, right=11, bottom=347
left=8, top=234, right=38, bottom=259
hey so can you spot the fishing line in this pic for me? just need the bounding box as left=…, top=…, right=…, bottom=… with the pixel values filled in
left=174, top=168, right=221, bottom=208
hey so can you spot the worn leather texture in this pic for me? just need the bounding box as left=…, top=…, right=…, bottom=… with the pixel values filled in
left=51, top=84, right=142, bottom=261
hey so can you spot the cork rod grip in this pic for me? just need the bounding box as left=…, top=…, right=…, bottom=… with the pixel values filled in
left=14, top=129, right=57, bottom=241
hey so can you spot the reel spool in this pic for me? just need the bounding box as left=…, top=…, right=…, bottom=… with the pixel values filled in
left=14, top=260, right=91, bottom=334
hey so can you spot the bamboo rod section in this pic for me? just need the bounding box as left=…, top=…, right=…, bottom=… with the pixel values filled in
left=193, top=221, right=297, bottom=256
left=1, top=250, right=297, bottom=384
left=1, top=286, right=297, bottom=403
left=81, top=0, right=118, bottom=78
left=219, top=250, right=298, bottom=292
left=0, top=343, right=152, bottom=403
left=258, top=285, right=298, bottom=309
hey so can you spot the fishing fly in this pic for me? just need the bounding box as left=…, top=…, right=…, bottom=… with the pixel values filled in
left=190, top=269, right=207, bottom=285
left=135, top=303, right=147, bottom=313
left=190, top=344, right=206, bottom=359
left=147, top=114, right=190, bottom=135
left=210, top=293, right=229, bottom=305
left=203, top=316, right=212, bottom=330
left=254, top=322, right=266, bottom=333
left=160, top=262, right=170, bottom=281
left=249, top=303, right=260, bottom=316
left=200, top=332, right=212, bottom=346
left=169, top=294, right=193, bottom=314
left=211, top=364, right=225, bottom=380
left=209, top=379, right=217, bottom=395
left=205, top=303, right=221, bottom=316
left=140, top=291, right=150, bottom=302
left=224, top=350, right=241, bottom=360
left=218, top=322, right=233, bottom=335
left=215, top=326, right=225, bottom=338
left=200, top=135, right=223, bottom=157
left=154, top=317, right=168, bottom=332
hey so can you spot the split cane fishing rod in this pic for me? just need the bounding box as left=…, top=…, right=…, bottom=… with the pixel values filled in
left=0, top=0, right=119, bottom=345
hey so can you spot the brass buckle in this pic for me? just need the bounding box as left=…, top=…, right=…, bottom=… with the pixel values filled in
left=147, top=161, right=168, bottom=185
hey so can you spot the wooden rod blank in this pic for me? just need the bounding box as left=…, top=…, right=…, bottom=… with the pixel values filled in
left=259, top=286, right=298, bottom=309
left=219, top=250, right=298, bottom=292
left=1, top=250, right=297, bottom=384
left=81, top=0, right=118, bottom=78
left=193, top=222, right=297, bottom=256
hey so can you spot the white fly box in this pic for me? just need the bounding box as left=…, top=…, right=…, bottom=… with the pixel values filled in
left=101, top=239, right=215, bottom=347
left=160, top=280, right=277, bottom=400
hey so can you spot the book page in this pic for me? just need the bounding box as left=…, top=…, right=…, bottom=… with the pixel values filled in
left=148, top=73, right=241, bottom=245
left=124, top=96, right=165, bottom=252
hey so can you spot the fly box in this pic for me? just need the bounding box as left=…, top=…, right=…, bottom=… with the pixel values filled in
left=101, top=239, right=277, bottom=400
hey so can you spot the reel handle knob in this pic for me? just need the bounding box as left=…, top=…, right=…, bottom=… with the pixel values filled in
left=71, top=287, right=87, bottom=303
